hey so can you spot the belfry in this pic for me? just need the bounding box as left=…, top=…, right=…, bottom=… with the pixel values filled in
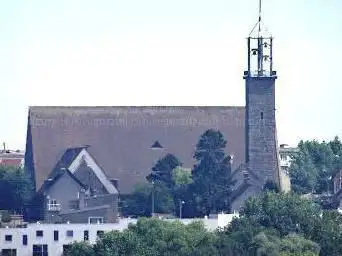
left=243, top=0, right=289, bottom=193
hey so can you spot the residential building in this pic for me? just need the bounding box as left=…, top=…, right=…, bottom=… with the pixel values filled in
left=0, top=149, right=24, bottom=168
left=0, top=213, right=238, bottom=256
left=29, top=146, right=119, bottom=224
left=278, top=144, right=298, bottom=192
left=279, top=144, right=298, bottom=174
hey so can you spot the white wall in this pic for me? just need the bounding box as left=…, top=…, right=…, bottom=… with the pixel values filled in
left=0, top=215, right=238, bottom=256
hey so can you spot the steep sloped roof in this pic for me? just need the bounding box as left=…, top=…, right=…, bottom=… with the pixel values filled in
left=26, top=106, right=245, bottom=194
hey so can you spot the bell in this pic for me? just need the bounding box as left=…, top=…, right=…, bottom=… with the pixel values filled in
left=252, top=49, right=258, bottom=55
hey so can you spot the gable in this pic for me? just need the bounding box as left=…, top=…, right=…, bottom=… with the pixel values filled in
left=45, top=171, right=83, bottom=211
left=68, top=149, right=118, bottom=194
left=26, top=106, right=246, bottom=194
left=73, top=160, right=108, bottom=195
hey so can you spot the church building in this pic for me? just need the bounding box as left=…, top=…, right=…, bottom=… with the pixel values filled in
left=24, top=3, right=290, bottom=215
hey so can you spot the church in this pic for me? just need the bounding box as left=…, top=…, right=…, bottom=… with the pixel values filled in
left=24, top=5, right=290, bottom=215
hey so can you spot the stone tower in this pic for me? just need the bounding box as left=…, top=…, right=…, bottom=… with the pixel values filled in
left=243, top=0, right=280, bottom=188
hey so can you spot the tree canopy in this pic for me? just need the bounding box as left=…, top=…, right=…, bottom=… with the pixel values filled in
left=289, top=138, right=342, bottom=194
left=191, top=129, right=236, bottom=215
left=69, top=192, right=341, bottom=256
left=0, top=166, right=33, bottom=213
left=123, top=129, right=236, bottom=218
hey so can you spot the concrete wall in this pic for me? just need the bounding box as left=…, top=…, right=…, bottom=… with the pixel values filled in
left=44, top=173, right=83, bottom=222
left=59, top=206, right=117, bottom=224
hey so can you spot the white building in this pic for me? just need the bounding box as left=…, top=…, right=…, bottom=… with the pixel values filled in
left=0, top=213, right=239, bottom=256
left=279, top=144, right=298, bottom=174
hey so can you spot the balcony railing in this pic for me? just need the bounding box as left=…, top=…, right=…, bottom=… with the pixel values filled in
left=47, top=204, right=61, bottom=211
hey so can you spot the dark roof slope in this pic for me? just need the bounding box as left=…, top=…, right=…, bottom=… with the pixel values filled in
left=26, top=106, right=245, bottom=194
left=38, top=147, right=89, bottom=194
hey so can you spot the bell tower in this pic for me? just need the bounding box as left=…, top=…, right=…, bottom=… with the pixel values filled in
left=244, top=0, right=280, bottom=187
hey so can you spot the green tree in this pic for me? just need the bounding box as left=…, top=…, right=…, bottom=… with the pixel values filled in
left=192, top=129, right=235, bottom=215
left=121, top=181, right=175, bottom=217
left=123, top=154, right=182, bottom=217
left=146, top=154, right=182, bottom=187
left=289, top=149, right=318, bottom=194
left=172, top=167, right=192, bottom=187
left=328, top=136, right=342, bottom=156
left=121, top=183, right=152, bottom=217
left=280, top=233, right=320, bottom=256
left=263, top=179, right=280, bottom=193
left=90, top=218, right=219, bottom=256
left=311, top=210, right=342, bottom=256
left=0, top=166, right=33, bottom=213
left=289, top=139, right=341, bottom=194
left=65, top=242, right=94, bottom=256
left=240, top=192, right=321, bottom=237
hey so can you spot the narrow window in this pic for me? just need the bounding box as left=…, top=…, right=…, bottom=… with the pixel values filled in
left=36, top=230, right=43, bottom=237
left=5, top=235, right=12, bottom=241
left=23, top=235, right=28, bottom=245
left=261, top=112, right=264, bottom=120
left=53, top=230, right=59, bottom=241
left=66, top=230, right=73, bottom=238
left=84, top=230, right=89, bottom=241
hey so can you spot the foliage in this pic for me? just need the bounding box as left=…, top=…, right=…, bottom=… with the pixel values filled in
left=280, top=233, right=320, bottom=255
left=1, top=210, right=11, bottom=223
left=0, top=166, right=33, bottom=213
left=121, top=182, right=175, bottom=217
left=311, top=210, right=342, bottom=256
left=70, top=218, right=220, bottom=256
left=240, top=192, right=321, bottom=237
left=65, top=241, right=94, bottom=256
left=172, top=167, right=192, bottom=187
left=263, top=179, right=280, bottom=193
left=124, top=130, right=237, bottom=217
left=192, top=129, right=235, bottom=215
left=146, top=153, right=182, bottom=187
left=289, top=138, right=342, bottom=194
left=69, top=192, right=342, bottom=256
left=219, top=193, right=323, bottom=255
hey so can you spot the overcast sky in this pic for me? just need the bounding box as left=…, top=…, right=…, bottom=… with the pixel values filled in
left=0, top=0, right=341, bottom=150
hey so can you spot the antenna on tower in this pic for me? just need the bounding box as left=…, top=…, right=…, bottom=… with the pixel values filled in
left=258, top=0, right=262, bottom=35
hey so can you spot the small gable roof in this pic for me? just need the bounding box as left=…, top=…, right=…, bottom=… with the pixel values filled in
left=39, top=146, right=118, bottom=195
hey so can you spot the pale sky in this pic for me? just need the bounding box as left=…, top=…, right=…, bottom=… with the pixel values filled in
left=0, top=0, right=341, bottom=150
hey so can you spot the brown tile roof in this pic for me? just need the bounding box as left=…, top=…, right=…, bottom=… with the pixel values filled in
left=0, top=158, right=23, bottom=168
left=26, top=106, right=245, bottom=194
